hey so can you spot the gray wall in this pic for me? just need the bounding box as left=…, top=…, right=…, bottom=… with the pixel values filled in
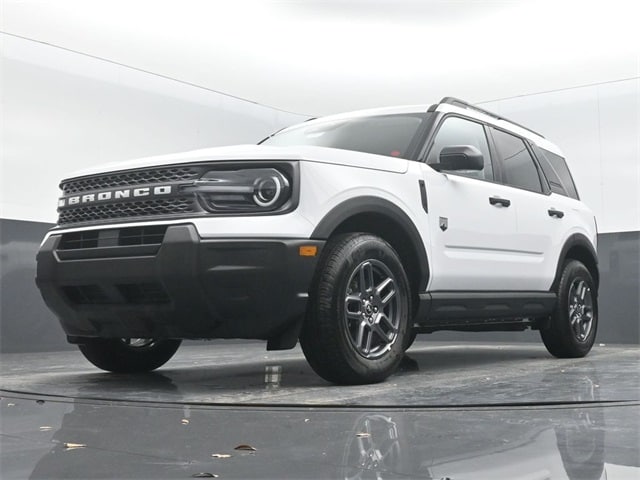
left=0, top=220, right=65, bottom=352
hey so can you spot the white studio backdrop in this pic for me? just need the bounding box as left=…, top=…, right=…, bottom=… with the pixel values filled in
left=481, top=78, right=640, bottom=235
left=3, top=0, right=639, bottom=116
left=1, top=33, right=638, bottom=234
left=0, top=33, right=309, bottom=223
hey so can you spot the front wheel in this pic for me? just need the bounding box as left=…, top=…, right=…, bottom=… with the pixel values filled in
left=78, top=338, right=181, bottom=373
left=300, top=233, right=410, bottom=385
left=404, top=328, right=418, bottom=351
left=540, top=260, right=598, bottom=358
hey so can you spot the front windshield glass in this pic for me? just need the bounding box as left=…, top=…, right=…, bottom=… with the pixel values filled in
left=262, top=113, right=429, bottom=159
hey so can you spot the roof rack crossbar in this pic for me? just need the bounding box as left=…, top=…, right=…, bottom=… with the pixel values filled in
left=439, top=97, right=545, bottom=139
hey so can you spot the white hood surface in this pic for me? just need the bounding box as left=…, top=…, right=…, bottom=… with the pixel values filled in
left=64, top=144, right=409, bottom=180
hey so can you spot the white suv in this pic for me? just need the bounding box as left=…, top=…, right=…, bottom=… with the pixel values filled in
left=36, top=97, right=599, bottom=384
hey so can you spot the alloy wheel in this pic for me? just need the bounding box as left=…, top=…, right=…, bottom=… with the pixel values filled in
left=568, top=278, right=594, bottom=342
left=344, top=260, right=401, bottom=359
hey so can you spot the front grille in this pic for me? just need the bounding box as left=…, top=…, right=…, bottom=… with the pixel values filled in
left=59, top=226, right=168, bottom=250
left=63, top=283, right=170, bottom=305
left=118, top=226, right=167, bottom=246
left=59, top=231, right=100, bottom=249
left=62, top=167, right=200, bottom=194
left=57, top=164, right=211, bottom=226
left=58, top=197, right=195, bottom=226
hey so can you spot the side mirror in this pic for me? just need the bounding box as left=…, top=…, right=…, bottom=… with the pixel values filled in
left=432, top=145, right=484, bottom=171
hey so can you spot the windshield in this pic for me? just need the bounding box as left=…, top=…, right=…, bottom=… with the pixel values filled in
left=262, top=113, right=429, bottom=159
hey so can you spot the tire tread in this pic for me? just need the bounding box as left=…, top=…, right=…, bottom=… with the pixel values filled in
left=300, top=233, right=409, bottom=384
left=541, top=260, right=597, bottom=358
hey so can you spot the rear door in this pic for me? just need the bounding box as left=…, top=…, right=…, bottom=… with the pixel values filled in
left=530, top=143, right=592, bottom=289
left=487, top=127, right=558, bottom=290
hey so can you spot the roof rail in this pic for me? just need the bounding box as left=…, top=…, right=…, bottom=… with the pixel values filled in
left=439, top=97, right=545, bottom=139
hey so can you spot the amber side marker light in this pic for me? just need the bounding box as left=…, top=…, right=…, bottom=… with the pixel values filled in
left=299, top=245, right=318, bottom=257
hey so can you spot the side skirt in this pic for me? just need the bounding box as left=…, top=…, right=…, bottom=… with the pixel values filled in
left=414, top=291, right=556, bottom=333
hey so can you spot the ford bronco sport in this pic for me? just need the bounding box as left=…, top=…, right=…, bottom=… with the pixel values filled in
left=36, top=97, right=599, bottom=384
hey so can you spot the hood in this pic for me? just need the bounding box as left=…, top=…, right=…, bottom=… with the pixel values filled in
left=63, top=144, right=409, bottom=180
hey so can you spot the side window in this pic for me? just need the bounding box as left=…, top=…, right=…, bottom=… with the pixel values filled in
left=426, top=116, right=493, bottom=181
left=540, top=148, right=580, bottom=200
left=491, top=128, right=542, bottom=193
left=531, top=144, right=568, bottom=196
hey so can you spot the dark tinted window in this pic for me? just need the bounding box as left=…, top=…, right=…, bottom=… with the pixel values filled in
left=540, top=148, right=580, bottom=200
left=427, top=116, right=493, bottom=180
left=531, top=144, right=567, bottom=196
left=491, top=128, right=542, bottom=192
left=262, top=114, right=427, bottom=159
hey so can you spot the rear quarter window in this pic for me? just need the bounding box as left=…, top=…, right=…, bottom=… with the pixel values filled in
left=535, top=146, right=580, bottom=200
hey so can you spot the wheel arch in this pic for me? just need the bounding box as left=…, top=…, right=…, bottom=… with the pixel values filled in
left=311, top=196, right=430, bottom=307
left=553, top=234, right=599, bottom=291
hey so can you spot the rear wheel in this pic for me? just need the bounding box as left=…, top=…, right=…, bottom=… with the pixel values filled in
left=78, top=338, right=181, bottom=373
left=300, top=233, right=410, bottom=384
left=541, top=260, right=597, bottom=358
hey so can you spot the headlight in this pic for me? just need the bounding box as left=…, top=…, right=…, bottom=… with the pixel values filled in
left=187, top=168, right=292, bottom=213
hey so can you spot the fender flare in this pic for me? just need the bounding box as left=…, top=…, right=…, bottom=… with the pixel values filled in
left=311, top=196, right=430, bottom=291
left=552, top=233, right=599, bottom=290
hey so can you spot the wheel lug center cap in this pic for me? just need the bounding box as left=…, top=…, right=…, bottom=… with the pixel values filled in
left=364, top=303, right=373, bottom=315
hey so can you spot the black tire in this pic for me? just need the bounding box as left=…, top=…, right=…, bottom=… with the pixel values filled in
left=541, top=260, right=597, bottom=358
left=404, top=328, right=418, bottom=351
left=78, top=338, right=181, bottom=373
left=300, top=233, right=410, bottom=385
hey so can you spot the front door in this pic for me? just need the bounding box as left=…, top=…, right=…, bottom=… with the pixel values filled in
left=422, top=115, right=523, bottom=291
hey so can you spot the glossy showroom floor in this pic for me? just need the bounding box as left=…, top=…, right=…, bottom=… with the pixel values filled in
left=1, top=341, right=638, bottom=479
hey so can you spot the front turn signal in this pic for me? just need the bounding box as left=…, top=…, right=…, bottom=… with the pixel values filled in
left=299, top=245, right=318, bottom=257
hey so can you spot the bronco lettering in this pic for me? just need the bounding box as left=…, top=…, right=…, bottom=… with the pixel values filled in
left=58, top=185, right=172, bottom=207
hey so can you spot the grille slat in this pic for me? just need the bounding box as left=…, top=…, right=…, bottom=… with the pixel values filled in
left=62, top=167, right=200, bottom=194
left=58, top=198, right=196, bottom=225
left=118, top=226, right=168, bottom=246
left=59, top=226, right=169, bottom=250
left=59, top=231, right=100, bottom=250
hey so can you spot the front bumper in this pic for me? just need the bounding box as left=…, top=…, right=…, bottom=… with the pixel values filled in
left=36, top=224, right=323, bottom=342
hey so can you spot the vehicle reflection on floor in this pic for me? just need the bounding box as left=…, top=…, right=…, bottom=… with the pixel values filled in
left=1, top=343, right=638, bottom=479
left=341, top=402, right=604, bottom=479
left=18, top=375, right=631, bottom=480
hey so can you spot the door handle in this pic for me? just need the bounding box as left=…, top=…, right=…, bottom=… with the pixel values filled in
left=548, top=208, right=564, bottom=218
left=489, top=196, right=511, bottom=207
